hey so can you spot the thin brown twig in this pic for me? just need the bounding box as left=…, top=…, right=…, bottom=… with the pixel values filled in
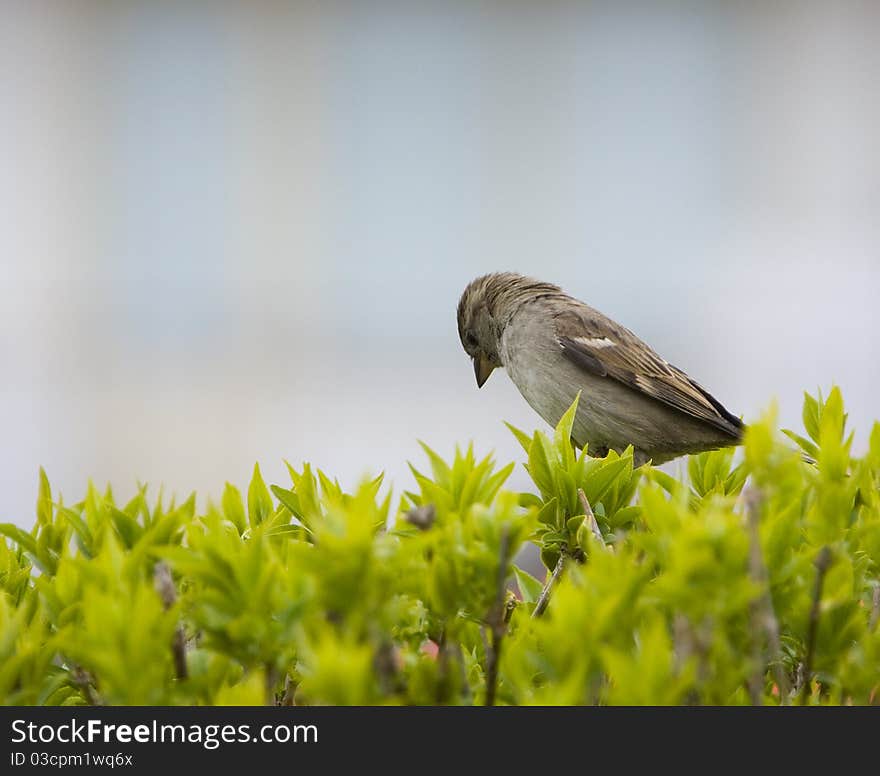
left=673, top=614, right=694, bottom=670
left=577, top=489, right=605, bottom=547
left=154, top=562, right=188, bottom=680
left=673, top=614, right=707, bottom=705
left=503, top=593, right=517, bottom=625
left=869, top=586, right=880, bottom=633
left=435, top=627, right=451, bottom=704
left=265, top=662, right=280, bottom=706
left=280, top=674, right=296, bottom=706
left=485, top=525, right=511, bottom=707
left=170, top=626, right=188, bottom=681
left=529, top=491, right=596, bottom=622
left=800, top=546, right=833, bottom=705
left=532, top=552, right=566, bottom=619
left=743, top=487, right=790, bottom=705
left=453, top=642, right=472, bottom=706
left=373, top=640, right=401, bottom=698
left=71, top=666, right=102, bottom=706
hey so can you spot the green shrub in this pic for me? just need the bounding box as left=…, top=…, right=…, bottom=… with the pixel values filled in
left=1, top=388, right=878, bottom=705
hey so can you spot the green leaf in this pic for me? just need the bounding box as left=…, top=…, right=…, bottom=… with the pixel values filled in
left=782, top=429, right=819, bottom=460
left=222, top=484, right=247, bottom=534
left=108, top=505, right=143, bottom=549
left=540, top=546, right=560, bottom=571
left=481, top=462, right=515, bottom=504
left=527, top=433, right=555, bottom=500
left=317, top=470, right=343, bottom=502
left=270, top=484, right=300, bottom=516
left=803, top=391, right=820, bottom=442
left=0, top=524, right=40, bottom=568
left=513, top=566, right=544, bottom=604
left=417, top=441, right=452, bottom=485
left=648, top=468, right=682, bottom=496
left=262, top=523, right=301, bottom=538
left=819, top=385, right=847, bottom=444
left=688, top=453, right=707, bottom=495
left=535, top=498, right=559, bottom=527
left=607, top=504, right=641, bottom=529
left=541, top=530, right=568, bottom=545
left=36, top=468, right=52, bottom=526
left=287, top=461, right=321, bottom=522
left=518, top=492, right=544, bottom=510
left=247, top=463, right=273, bottom=528
left=505, top=422, right=533, bottom=455
left=122, top=489, right=149, bottom=523
left=581, top=456, right=631, bottom=507
left=553, top=392, right=580, bottom=468
left=723, top=464, right=749, bottom=496
left=58, top=506, right=94, bottom=557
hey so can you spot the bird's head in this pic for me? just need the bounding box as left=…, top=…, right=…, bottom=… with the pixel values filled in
left=457, top=272, right=562, bottom=388
left=457, top=275, right=502, bottom=387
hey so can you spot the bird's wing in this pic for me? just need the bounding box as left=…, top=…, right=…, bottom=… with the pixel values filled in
left=553, top=307, right=742, bottom=438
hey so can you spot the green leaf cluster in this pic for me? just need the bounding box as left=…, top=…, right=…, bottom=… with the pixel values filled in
left=1, top=387, right=878, bottom=705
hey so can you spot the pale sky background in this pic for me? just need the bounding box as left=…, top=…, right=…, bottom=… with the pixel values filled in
left=2, top=1, right=878, bottom=526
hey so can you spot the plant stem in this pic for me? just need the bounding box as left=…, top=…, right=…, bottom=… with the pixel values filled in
left=485, top=525, right=511, bottom=707
left=171, top=629, right=188, bottom=681
left=578, top=489, right=605, bottom=547
left=532, top=552, right=566, bottom=619
left=744, top=487, right=790, bottom=705
left=280, top=674, right=296, bottom=706
left=435, top=627, right=450, bottom=704
left=454, top=642, right=472, bottom=705
left=265, top=662, right=279, bottom=706
left=71, top=665, right=102, bottom=706
left=529, top=491, right=596, bottom=622
left=800, top=546, right=833, bottom=705
left=154, top=561, right=188, bottom=680
left=869, top=586, right=880, bottom=633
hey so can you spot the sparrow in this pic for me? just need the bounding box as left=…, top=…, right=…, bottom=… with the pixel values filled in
left=457, top=272, right=742, bottom=466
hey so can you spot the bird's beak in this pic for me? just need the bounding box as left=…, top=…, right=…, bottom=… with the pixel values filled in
left=473, top=353, right=495, bottom=388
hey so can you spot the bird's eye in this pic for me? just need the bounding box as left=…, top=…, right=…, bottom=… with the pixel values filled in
left=465, top=332, right=478, bottom=349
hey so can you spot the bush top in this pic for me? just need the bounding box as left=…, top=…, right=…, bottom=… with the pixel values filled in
left=1, top=387, right=879, bottom=706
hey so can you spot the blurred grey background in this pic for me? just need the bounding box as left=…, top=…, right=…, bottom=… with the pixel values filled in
left=2, top=0, right=878, bottom=525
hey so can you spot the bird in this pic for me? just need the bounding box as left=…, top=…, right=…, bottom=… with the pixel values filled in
left=456, top=272, right=743, bottom=466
